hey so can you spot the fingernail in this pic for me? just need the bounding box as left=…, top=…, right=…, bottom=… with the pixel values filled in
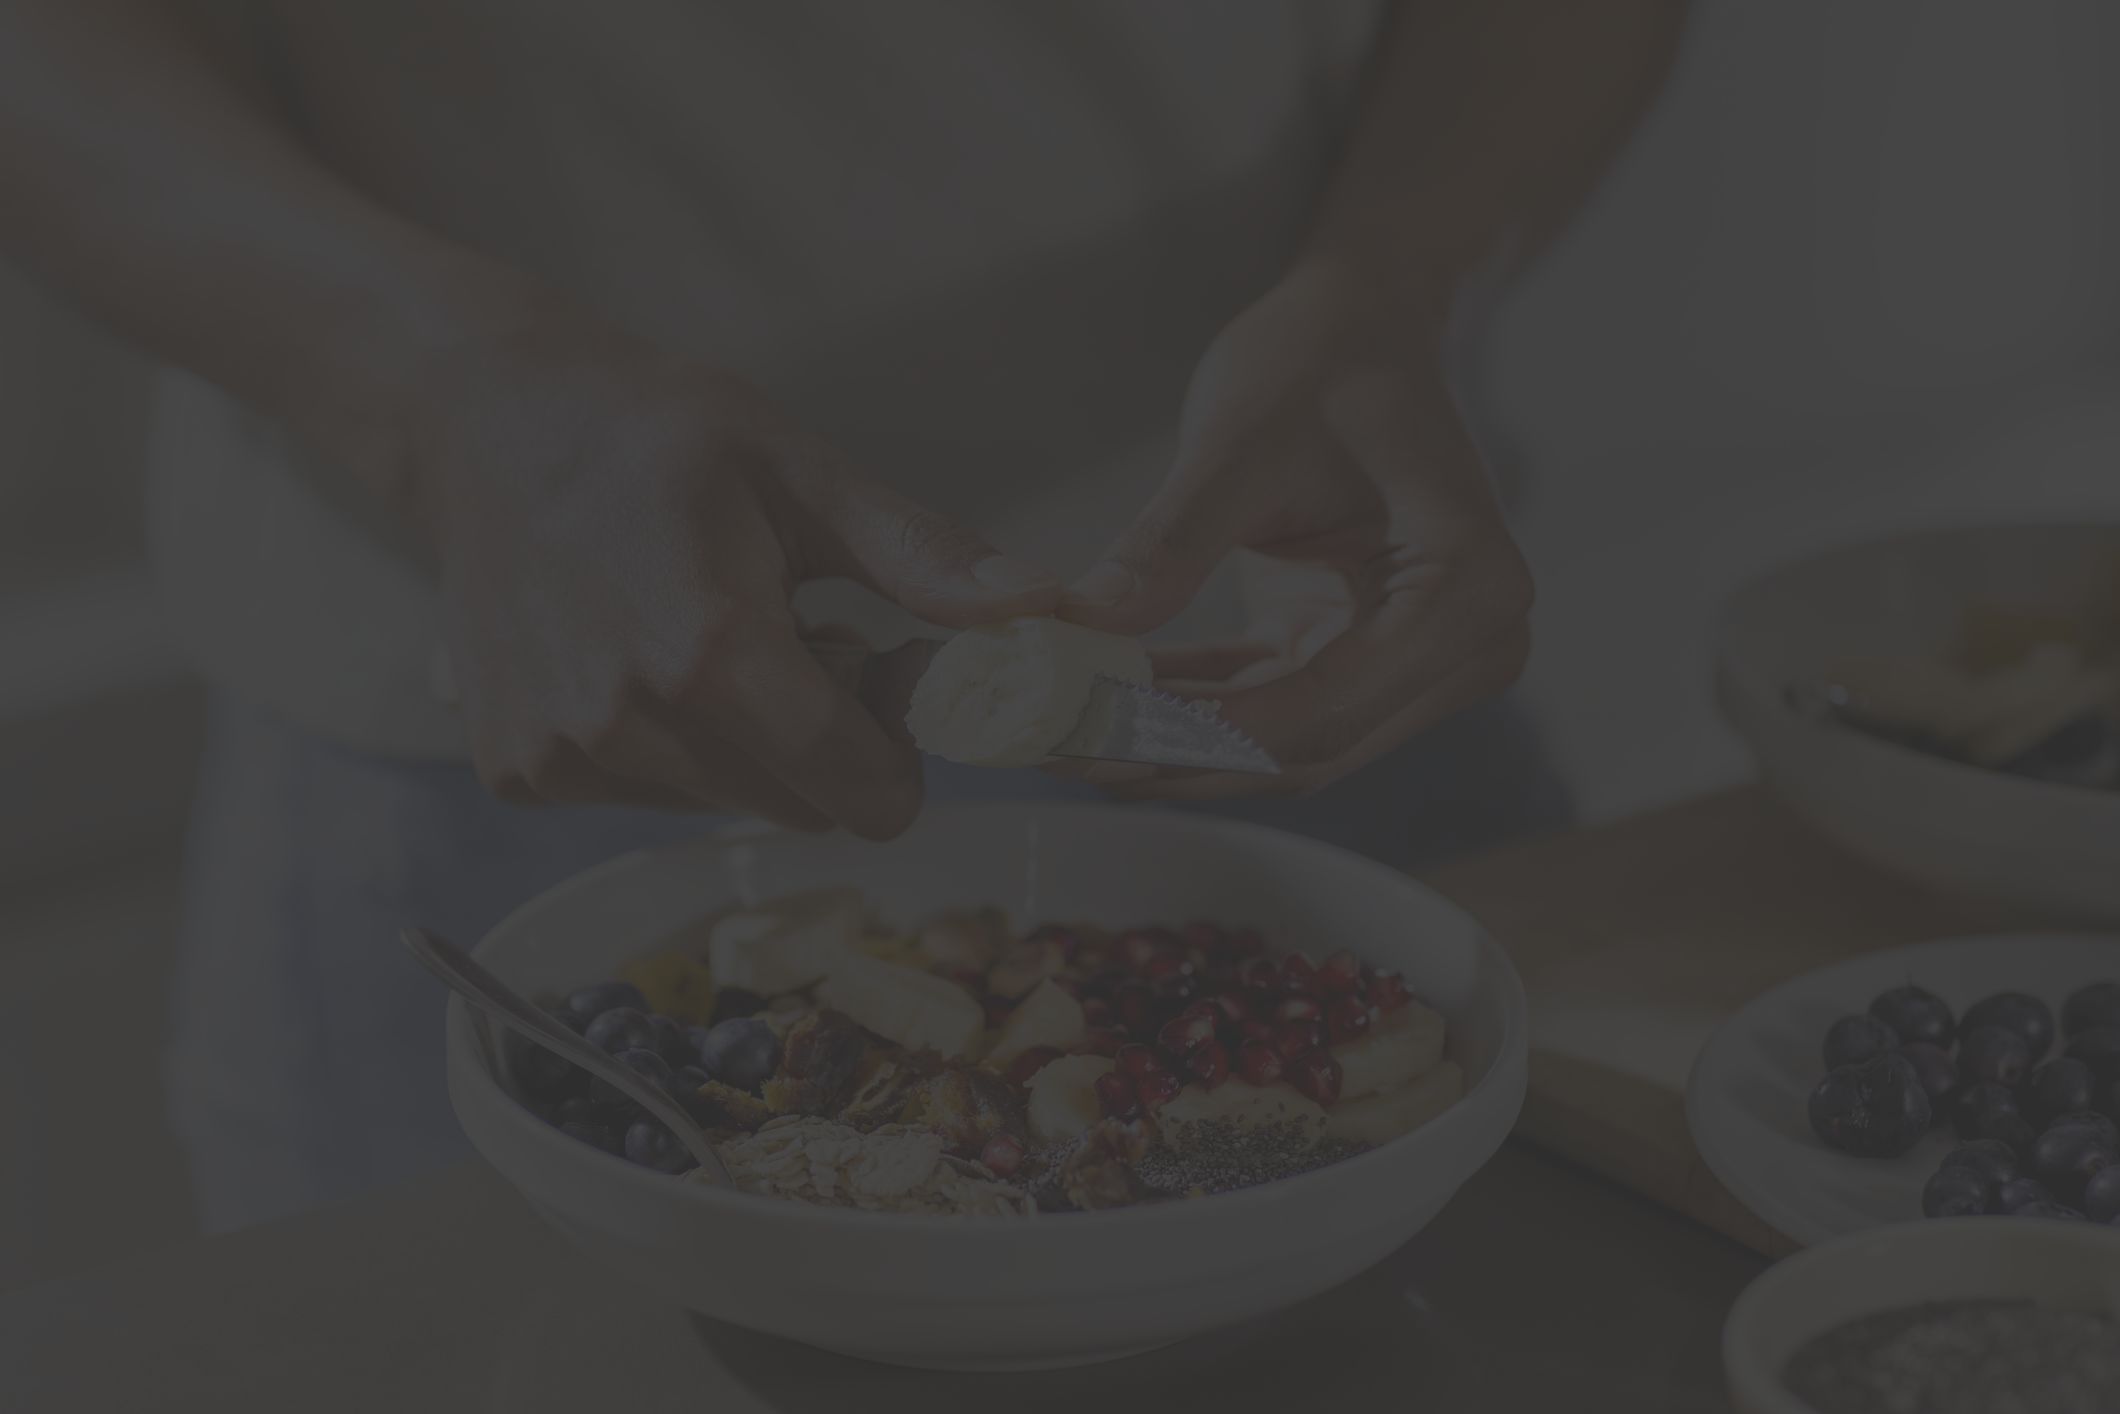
left=972, top=555, right=1060, bottom=597
left=1066, top=561, right=1134, bottom=607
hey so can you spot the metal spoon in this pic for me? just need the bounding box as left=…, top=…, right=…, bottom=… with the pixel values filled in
left=400, top=925, right=733, bottom=1186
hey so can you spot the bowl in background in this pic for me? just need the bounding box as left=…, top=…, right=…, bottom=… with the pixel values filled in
left=444, top=803, right=1528, bottom=1370
left=1723, top=1217, right=2120, bottom=1414
left=1716, top=521, right=2120, bottom=921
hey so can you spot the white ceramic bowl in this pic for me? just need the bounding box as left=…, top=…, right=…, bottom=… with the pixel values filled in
left=1716, top=521, right=2120, bottom=921
left=1723, top=1218, right=2120, bottom=1414
left=444, top=803, right=1528, bottom=1370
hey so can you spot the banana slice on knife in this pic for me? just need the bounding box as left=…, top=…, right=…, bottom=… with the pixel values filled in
left=905, top=616, right=1152, bottom=766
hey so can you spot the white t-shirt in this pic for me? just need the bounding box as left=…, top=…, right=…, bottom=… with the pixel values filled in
left=146, top=0, right=1393, bottom=758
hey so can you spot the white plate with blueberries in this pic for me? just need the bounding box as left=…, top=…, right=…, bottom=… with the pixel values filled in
left=1687, top=933, right=2120, bottom=1248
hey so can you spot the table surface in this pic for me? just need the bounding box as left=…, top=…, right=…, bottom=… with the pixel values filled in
left=2, top=1144, right=1763, bottom=1414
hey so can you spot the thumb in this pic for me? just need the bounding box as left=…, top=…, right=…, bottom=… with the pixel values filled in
left=1059, top=474, right=1255, bottom=636
left=804, top=477, right=1062, bottom=629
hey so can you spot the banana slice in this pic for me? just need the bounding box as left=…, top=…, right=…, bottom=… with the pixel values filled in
left=706, top=889, right=864, bottom=996
left=815, top=952, right=986, bottom=1059
left=1156, top=1080, right=1329, bottom=1150
left=905, top=616, right=1152, bottom=767
left=1026, top=1054, right=1115, bottom=1145
left=986, top=979, right=1086, bottom=1067
left=1324, top=1061, right=1464, bottom=1146
left=1333, top=1000, right=1447, bottom=1102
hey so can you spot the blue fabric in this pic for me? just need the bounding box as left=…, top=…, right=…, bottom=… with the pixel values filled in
left=166, top=697, right=1569, bottom=1232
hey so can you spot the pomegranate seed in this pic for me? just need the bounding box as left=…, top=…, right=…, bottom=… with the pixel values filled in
left=1143, top=953, right=1190, bottom=984
left=1237, top=1018, right=1277, bottom=1045
left=1004, top=1045, right=1064, bottom=1088
left=1274, top=995, right=1323, bottom=1024
left=1119, top=930, right=1172, bottom=970
left=1134, top=1068, right=1183, bottom=1110
left=1229, top=929, right=1266, bottom=956
left=1316, top=950, right=1364, bottom=997
left=1115, top=1043, right=1165, bottom=1079
left=1037, top=926, right=1084, bottom=959
left=1076, top=1027, right=1126, bottom=1057
left=1367, top=971, right=1412, bottom=1012
left=1114, top=985, right=1156, bottom=1035
left=1182, top=999, right=1224, bottom=1022
left=1273, top=1019, right=1325, bottom=1060
left=1279, top=952, right=1319, bottom=994
left=979, top=1132, right=1027, bottom=1177
left=1155, top=975, right=1202, bottom=1009
left=1203, top=991, right=1252, bottom=1024
left=1081, top=996, right=1114, bottom=1026
left=1158, top=1011, right=1219, bottom=1055
left=1234, top=958, right=1274, bottom=990
left=1241, top=986, right=1277, bottom=1019
left=1237, top=1041, right=1284, bottom=1087
left=1326, top=996, right=1372, bottom=1044
left=1186, top=1040, right=1231, bottom=1089
left=1289, top=1050, right=1343, bottom=1107
left=1094, top=1071, right=1140, bottom=1119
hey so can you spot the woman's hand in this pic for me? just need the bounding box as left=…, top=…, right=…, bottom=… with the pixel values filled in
left=1059, top=264, right=1533, bottom=799
left=407, top=310, right=1060, bottom=837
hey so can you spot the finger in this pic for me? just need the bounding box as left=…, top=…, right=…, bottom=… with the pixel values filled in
left=1146, top=638, right=1280, bottom=683
left=1110, top=635, right=1529, bottom=803
left=1058, top=468, right=1266, bottom=636
left=685, top=621, right=927, bottom=841
left=784, top=470, right=1061, bottom=628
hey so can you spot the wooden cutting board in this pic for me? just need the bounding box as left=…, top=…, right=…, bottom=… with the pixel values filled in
left=1418, top=786, right=2063, bottom=1258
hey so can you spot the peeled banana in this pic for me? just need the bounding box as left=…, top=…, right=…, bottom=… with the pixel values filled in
left=814, top=951, right=986, bottom=1059
left=1333, top=999, right=1448, bottom=1102
left=985, top=979, right=1087, bottom=1067
left=1026, top=1054, right=1115, bottom=1145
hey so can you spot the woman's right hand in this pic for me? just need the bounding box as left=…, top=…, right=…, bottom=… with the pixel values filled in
left=402, top=311, right=1059, bottom=838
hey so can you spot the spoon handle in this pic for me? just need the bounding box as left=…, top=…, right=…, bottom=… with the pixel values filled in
left=401, top=926, right=733, bottom=1186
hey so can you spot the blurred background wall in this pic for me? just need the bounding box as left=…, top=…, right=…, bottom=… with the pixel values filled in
left=3, top=0, right=2119, bottom=1283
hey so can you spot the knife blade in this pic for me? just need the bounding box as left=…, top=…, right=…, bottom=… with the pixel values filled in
left=1048, top=676, right=1281, bottom=775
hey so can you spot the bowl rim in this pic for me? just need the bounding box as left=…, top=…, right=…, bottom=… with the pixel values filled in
left=1712, top=517, right=2120, bottom=817
left=1721, top=1216, right=2120, bottom=1413
left=446, top=800, right=1531, bottom=1234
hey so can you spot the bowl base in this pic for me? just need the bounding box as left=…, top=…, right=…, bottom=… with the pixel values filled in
left=795, top=1337, right=1179, bottom=1372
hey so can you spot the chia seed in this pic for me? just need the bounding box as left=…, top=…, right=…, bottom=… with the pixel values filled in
left=1783, top=1300, right=2120, bottom=1414
left=1129, top=1120, right=1369, bottom=1198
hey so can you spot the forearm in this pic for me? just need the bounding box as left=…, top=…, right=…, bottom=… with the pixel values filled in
left=0, top=0, right=535, bottom=517
left=1303, top=0, right=1690, bottom=309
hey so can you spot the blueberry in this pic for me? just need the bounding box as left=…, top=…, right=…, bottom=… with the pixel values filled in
left=646, top=1013, right=693, bottom=1066
left=1922, top=1165, right=1994, bottom=1219
left=1950, top=1081, right=2037, bottom=1157
left=1997, top=1177, right=2054, bottom=1213
left=667, top=1064, right=711, bottom=1118
left=1823, top=1015, right=1899, bottom=1070
left=623, top=1119, right=692, bottom=1174
left=1869, top=986, right=1955, bottom=1049
left=708, top=987, right=769, bottom=1027
left=2048, top=1109, right=2119, bottom=1151
left=2013, top=1201, right=2087, bottom=1222
left=558, top=1119, right=621, bottom=1155
left=1899, top=1042, right=1958, bottom=1111
left=2084, top=1164, right=2120, bottom=1223
left=2062, top=981, right=2120, bottom=1039
left=538, top=1000, right=588, bottom=1036
left=2025, top=1059, right=2097, bottom=1129
left=1938, top=1139, right=2021, bottom=1188
left=698, top=1017, right=783, bottom=1094
left=1956, top=1025, right=2034, bottom=1089
left=583, top=1006, right=657, bottom=1055
left=1959, top=992, right=2055, bottom=1061
left=1808, top=1053, right=1932, bottom=1158
left=2030, top=1122, right=2115, bottom=1204
left=2064, top=1027, right=2120, bottom=1085
left=568, top=981, right=648, bottom=1023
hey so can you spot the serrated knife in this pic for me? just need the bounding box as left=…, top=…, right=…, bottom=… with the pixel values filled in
left=1049, top=676, right=1280, bottom=775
